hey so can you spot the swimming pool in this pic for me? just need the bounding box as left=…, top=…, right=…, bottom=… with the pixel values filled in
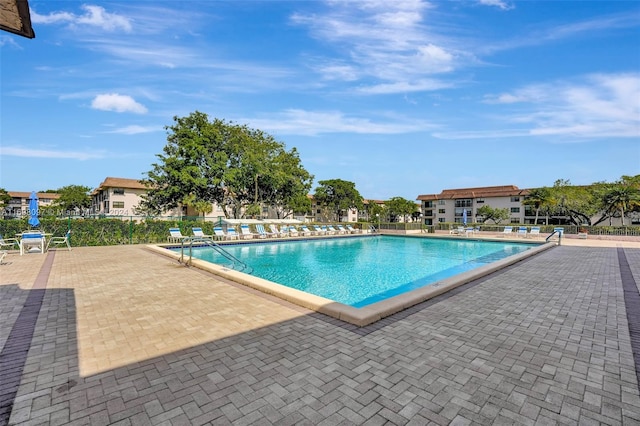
left=173, top=235, right=537, bottom=307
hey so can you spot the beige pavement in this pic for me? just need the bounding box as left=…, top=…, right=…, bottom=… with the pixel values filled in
left=1, top=245, right=308, bottom=377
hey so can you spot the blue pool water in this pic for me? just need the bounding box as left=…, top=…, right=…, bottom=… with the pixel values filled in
left=175, top=236, right=534, bottom=307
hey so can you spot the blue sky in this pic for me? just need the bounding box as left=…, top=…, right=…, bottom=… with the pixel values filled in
left=1, top=0, right=639, bottom=200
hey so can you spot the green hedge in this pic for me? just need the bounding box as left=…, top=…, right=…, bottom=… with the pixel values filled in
left=0, top=218, right=220, bottom=246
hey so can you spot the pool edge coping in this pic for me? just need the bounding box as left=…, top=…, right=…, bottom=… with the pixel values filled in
left=146, top=239, right=557, bottom=327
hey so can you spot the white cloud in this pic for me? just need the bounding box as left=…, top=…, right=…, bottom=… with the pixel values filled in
left=291, top=1, right=464, bottom=93
left=477, top=0, right=513, bottom=11
left=107, top=125, right=162, bottom=135
left=439, top=73, right=640, bottom=140
left=31, top=4, right=132, bottom=32
left=242, top=109, right=434, bottom=136
left=91, top=94, right=148, bottom=114
left=0, top=146, right=105, bottom=160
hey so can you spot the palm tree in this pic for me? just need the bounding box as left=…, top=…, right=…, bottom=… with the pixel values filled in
left=523, top=187, right=551, bottom=225
left=604, top=186, right=640, bottom=226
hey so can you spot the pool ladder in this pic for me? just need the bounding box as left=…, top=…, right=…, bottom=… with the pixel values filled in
left=179, top=237, right=253, bottom=273
left=545, top=230, right=562, bottom=245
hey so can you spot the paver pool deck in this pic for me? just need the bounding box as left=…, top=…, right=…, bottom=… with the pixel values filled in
left=1, top=236, right=640, bottom=425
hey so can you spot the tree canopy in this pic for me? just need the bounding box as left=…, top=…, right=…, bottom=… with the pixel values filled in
left=313, top=179, right=364, bottom=222
left=51, top=185, right=92, bottom=214
left=385, top=197, right=419, bottom=222
left=476, top=205, right=510, bottom=224
left=140, top=112, right=313, bottom=218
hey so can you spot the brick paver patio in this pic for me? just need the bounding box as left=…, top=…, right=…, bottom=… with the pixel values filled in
left=1, top=239, right=639, bottom=425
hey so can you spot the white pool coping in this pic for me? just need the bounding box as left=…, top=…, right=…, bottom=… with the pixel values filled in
left=147, top=237, right=556, bottom=327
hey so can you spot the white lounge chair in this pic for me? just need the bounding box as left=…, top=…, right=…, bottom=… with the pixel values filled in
left=286, top=225, right=299, bottom=237
left=0, top=234, right=19, bottom=250
left=517, top=226, right=528, bottom=237
left=0, top=250, right=7, bottom=264
left=20, top=232, right=45, bottom=255
left=326, top=225, right=338, bottom=235
left=501, top=226, right=513, bottom=237
left=345, top=224, right=361, bottom=234
left=336, top=225, right=348, bottom=234
left=227, top=227, right=241, bottom=240
left=46, top=230, right=71, bottom=251
left=192, top=227, right=213, bottom=239
left=528, top=227, right=540, bottom=238
left=168, top=228, right=186, bottom=243
left=269, top=224, right=285, bottom=238
left=255, top=224, right=275, bottom=238
left=240, top=224, right=258, bottom=239
left=300, top=225, right=314, bottom=235
left=313, top=225, right=326, bottom=235
left=213, top=226, right=232, bottom=240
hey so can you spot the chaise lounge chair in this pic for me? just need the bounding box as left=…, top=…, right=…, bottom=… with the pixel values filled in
left=240, top=224, right=259, bottom=239
left=313, top=225, right=326, bottom=235
left=269, top=224, right=285, bottom=238
left=46, top=230, right=71, bottom=251
left=192, top=227, right=213, bottom=239
left=500, top=226, right=513, bottom=237
left=213, top=226, right=235, bottom=240
left=528, top=227, right=540, bottom=238
left=517, top=226, right=528, bottom=237
left=255, top=224, right=276, bottom=238
left=0, top=234, right=19, bottom=251
left=168, top=228, right=186, bottom=243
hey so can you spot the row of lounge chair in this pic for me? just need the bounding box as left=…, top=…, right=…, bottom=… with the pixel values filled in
left=501, top=226, right=541, bottom=238
left=168, top=223, right=363, bottom=242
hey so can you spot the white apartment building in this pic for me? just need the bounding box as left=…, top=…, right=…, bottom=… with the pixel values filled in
left=4, top=191, right=60, bottom=218
left=417, top=185, right=530, bottom=225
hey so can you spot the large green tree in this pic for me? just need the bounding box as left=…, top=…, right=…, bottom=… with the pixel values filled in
left=385, top=197, right=419, bottom=222
left=0, top=188, right=11, bottom=212
left=599, top=175, right=640, bottom=226
left=52, top=185, right=92, bottom=214
left=476, top=205, right=510, bottom=224
left=141, top=112, right=313, bottom=219
left=313, top=179, right=364, bottom=222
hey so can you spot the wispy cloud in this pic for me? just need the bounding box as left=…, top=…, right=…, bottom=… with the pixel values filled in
left=106, top=125, right=163, bottom=135
left=242, top=109, right=434, bottom=136
left=0, top=146, right=106, bottom=160
left=31, top=5, right=132, bottom=32
left=477, top=0, right=513, bottom=11
left=290, top=1, right=470, bottom=94
left=91, top=94, right=148, bottom=114
left=437, top=73, right=640, bottom=140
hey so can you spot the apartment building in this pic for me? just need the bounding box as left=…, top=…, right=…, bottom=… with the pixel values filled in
left=417, top=185, right=530, bottom=225
left=4, top=191, right=60, bottom=218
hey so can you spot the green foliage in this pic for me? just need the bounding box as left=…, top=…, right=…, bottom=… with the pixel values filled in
left=52, top=185, right=92, bottom=214
left=476, top=205, right=510, bottom=224
left=141, top=111, right=313, bottom=219
left=385, top=197, right=419, bottom=222
left=0, top=218, right=220, bottom=246
left=0, top=188, right=11, bottom=211
left=313, top=179, right=364, bottom=222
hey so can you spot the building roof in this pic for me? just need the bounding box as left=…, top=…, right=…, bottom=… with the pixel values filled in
left=8, top=191, right=60, bottom=199
left=0, top=0, right=35, bottom=38
left=417, top=185, right=529, bottom=201
left=95, top=177, right=148, bottom=191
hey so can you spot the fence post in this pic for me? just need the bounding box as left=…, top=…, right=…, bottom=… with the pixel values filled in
left=129, top=216, right=133, bottom=245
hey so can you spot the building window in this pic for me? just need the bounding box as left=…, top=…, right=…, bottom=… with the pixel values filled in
left=438, top=209, right=446, bottom=214
left=510, top=218, right=521, bottom=224
left=438, top=218, right=446, bottom=223
left=511, top=207, right=520, bottom=213
left=103, top=201, right=109, bottom=213
left=112, top=201, right=125, bottom=209
left=317, top=209, right=321, bottom=214
left=113, top=188, right=125, bottom=195
left=476, top=199, right=484, bottom=204
left=511, top=196, right=520, bottom=202
left=438, top=200, right=445, bottom=205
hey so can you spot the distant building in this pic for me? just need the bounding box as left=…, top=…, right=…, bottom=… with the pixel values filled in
left=417, top=185, right=530, bottom=225
left=4, top=191, right=60, bottom=219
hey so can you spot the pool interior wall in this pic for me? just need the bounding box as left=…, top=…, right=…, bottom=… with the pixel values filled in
left=148, top=235, right=556, bottom=327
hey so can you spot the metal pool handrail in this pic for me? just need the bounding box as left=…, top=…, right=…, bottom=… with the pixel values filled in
left=179, top=237, right=253, bottom=273
left=545, top=230, right=562, bottom=245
